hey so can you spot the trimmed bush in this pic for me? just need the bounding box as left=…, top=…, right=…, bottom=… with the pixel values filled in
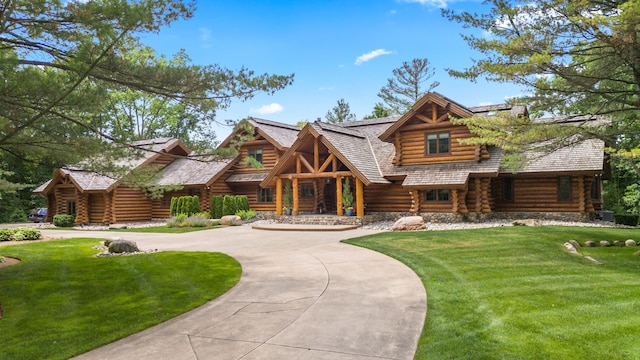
left=170, top=197, right=177, bottom=216
left=237, top=195, right=250, bottom=212
left=222, top=195, right=237, bottom=216
left=614, top=214, right=639, bottom=226
left=53, top=214, right=75, bottom=227
left=0, top=229, right=13, bottom=241
left=210, top=195, right=223, bottom=219
left=190, top=195, right=201, bottom=215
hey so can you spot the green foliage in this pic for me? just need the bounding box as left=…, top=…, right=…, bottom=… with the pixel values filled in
left=166, top=213, right=212, bottom=228
left=0, top=228, right=42, bottom=241
left=325, top=98, right=356, bottom=123
left=210, top=195, right=224, bottom=219
left=614, top=214, right=639, bottom=226
left=342, top=177, right=354, bottom=209
left=237, top=195, right=250, bottom=212
left=235, top=209, right=257, bottom=220
left=170, top=197, right=177, bottom=216
left=0, top=238, right=240, bottom=359
left=363, top=103, right=393, bottom=119
left=622, top=183, right=640, bottom=215
left=222, top=195, right=237, bottom=216
left=190, top=195, right=201, bottom=215
left=0, top=0, right=294, bottom=194
left=377, top=58, right=440, bottom=115
left=53, top=214, right=75, bottom=227
left=166, top=214, right=188, bottom=228
left=283, top=181, right=292, bottom=209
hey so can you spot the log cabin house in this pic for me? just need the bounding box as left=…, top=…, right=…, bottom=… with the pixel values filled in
left=36, top=93, right=606, bottom=224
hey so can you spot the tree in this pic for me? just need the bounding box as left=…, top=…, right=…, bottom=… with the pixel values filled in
left=444, top=0, right=640, bottom=214
left=296, top=120, right=309, bottom=128
left=325, top=98, right=356, bottom=123
left=363, top=103, right=393, bottom=119
left=0, top=0, right=294, bottom=195
left=377, top=58, right=440, bottom=115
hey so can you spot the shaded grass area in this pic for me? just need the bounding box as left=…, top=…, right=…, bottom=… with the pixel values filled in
left=345, top=226, right=640, bottom=360
left=0, top=238, right=241, bottom=360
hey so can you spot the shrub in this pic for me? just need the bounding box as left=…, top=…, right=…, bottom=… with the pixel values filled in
left=237, top=195, right=250, bottom=212
left=170, top=197, right=177, bottom=216
left=184, top=215, right=208, bottom=227
left=614, top=214, right=639, bottom=226
left=0, top=229, right=13, bottom=241
left=166, top=214, right=188, bottom=228
left=222, top=195, right=237, bottom=216
left=210, top=195, right=223, bottom=219
left=236, top=209, right=257, bottom=220
left=190, top=195, right=201, bottom=215
left=0, top=228, right=41, bottom=241
left=53, top=214, right=75, bottom=227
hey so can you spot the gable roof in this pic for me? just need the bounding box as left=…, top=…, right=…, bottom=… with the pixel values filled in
left=218, top=117, right=299, bottom=151
left=35, top=138, right=191, bottom=194
left=502, top=138, right=604, bottom=175
left=155, top=154, right=237, bottom=186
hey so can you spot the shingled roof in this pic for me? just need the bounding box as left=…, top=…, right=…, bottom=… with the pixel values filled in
left=503, top=138, right=604, bottom=174
left=35, top=138, right=191, bottom=194
left=218, top=117, right=299, bottom=151
left=156, top=155, right=236, bottom=186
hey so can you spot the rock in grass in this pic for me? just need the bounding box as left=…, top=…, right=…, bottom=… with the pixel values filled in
left=221, top=215, right=243, bottom=226
left=108, top=239, right=140, bottom=253
left=512, top=219, right=541, bottom=227
left=600, top=240, right=611, bottom=247
left=625, top=239, right=637, bottom=247
left=568, top=240, right=581, bottom=249
left=613, top=240, right=624, bottom=247
left=584, top=241, right=597, bottom=247
left=391, top=216, right=426, bottom=231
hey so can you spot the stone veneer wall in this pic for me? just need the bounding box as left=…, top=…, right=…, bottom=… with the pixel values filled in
left=258, top=211, right=595, bottom=225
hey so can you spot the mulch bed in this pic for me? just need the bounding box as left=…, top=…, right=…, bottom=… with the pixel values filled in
left=0, top=257, right=20, bottom=268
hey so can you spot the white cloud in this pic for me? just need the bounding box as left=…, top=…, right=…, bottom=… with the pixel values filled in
left=400, top=0, right=448, bottom=9
left=199, top=27, right=212, bottom=41
left=354, top=49, right=393, bottom=65
left=252, top=103, right=284, bottom=115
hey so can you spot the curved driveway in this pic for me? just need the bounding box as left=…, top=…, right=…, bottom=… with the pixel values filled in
left=42, top=226, right=426, bottom=360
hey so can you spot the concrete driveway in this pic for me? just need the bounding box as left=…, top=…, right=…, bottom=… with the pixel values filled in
left=41, top=226, right=426, bottom=360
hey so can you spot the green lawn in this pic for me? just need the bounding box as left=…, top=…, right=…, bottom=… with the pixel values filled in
left=345, top=226, right=640, bottom=360
left=0, top=238, right=241, bottom=360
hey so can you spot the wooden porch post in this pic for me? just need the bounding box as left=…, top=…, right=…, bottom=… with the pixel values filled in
left=292, top=177, right=299, bottom=216
left=275, top=178, right=283, bottom=216
left=336, top=177, right=343, bottom=216
left=356, top=177, right=364, bottom=217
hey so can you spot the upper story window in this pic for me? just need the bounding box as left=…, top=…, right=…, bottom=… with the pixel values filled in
left=248, top=148, right=263, bottom=165
left=425, top=132, right=450, bottom=155
left=558, top=176, right=572, bottom=201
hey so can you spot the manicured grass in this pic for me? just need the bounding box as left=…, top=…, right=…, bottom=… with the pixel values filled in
left=345, top=226, right=640, bottom=360
left=0, top=238, right=241, bottom=360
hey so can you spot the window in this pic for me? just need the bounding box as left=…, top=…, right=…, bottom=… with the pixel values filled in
left=301, top=183, right=314, bottom=197
left=67, top=200, right=76, bottom=215
left=425, top=132, right=450, bottom=155
left=248, top=148, right=263, bottom=165
left=425, top=189, right=451, bottom=202
left=558, top=176, right=572, bottom=201
left=258, top=187, right=274, bottom=202
left=503, top=177, right=514, bottom=202
left=591, top=177, right=601, bottom=200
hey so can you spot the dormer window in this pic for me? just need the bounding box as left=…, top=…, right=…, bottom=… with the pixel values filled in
left=248, top=148, right=263, bottom=165
left=425, top=132, right=450, bottom=155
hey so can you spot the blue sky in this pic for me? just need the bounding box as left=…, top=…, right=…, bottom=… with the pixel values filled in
left=140, top=0, right=523, bottom=140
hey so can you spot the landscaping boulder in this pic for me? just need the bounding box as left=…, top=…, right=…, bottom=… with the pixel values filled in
left=600, top=240, right=611, bottom=247
left=391, top=216, right=426, bottom=231
left=564, top=242, right=578, bottom=254
left=625, top=239, right=637, bottom=247
left=613, top=240, right=624, bottom=247
left=568, top=240, right=581, bottom=249
left=221, top=215, right=243, bottom=226
left=108, top=239, right=140, bottom=253
left=584, top=241, right=597, bottom=247
left=512, top=219, right=541, bottom=227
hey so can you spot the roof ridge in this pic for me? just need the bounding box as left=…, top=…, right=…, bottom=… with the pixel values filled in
left=250, top=117, right=300, bottom=131
left=338, top=116, right=401, bottom=127
left=314, top=121, right=365, bottom=138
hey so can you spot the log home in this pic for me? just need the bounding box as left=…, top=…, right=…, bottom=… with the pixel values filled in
left=36, top=93, right=606, bottom=224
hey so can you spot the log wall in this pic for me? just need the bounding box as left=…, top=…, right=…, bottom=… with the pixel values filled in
left=492, top=175, right=586, bottom=213
left=364, top=183, right=411, bottom=213
left=236, top=142, right=279, bottom=172
left=88, top=194, right=105, bottom=223
left=399, top=122, right=480, bottom=165
left=231, top=183, right=276, bottom=212
left=112, top=186, right=153, bottom=222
